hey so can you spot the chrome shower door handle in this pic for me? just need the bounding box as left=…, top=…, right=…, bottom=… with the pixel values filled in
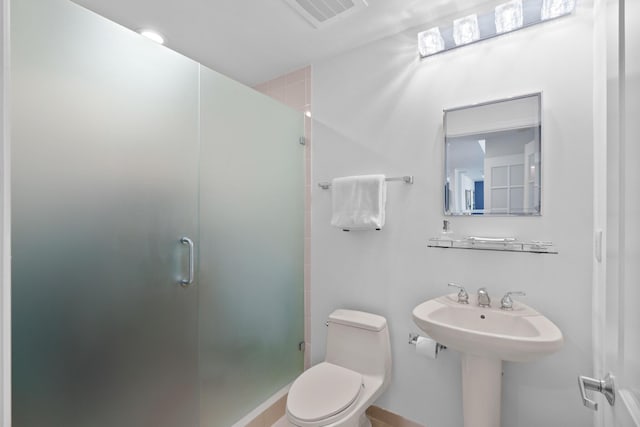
left=180, top=236, right=195, bottom=286
left=578, top=373, right=615, bottom=410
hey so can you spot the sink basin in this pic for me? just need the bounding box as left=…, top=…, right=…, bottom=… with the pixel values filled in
left=412, top=293, right=564, bottom=427
left=412, top=293, right=563, bottom=362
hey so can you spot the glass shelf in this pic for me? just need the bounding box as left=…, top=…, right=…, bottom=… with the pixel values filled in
left=427, top=237, right=558, bottom=254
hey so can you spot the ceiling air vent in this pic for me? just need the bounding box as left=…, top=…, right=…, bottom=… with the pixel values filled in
left=284, top=0, right=369, bottom=28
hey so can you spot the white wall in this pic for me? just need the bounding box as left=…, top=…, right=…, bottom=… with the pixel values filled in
left=310, top=3, right=595, bottom=427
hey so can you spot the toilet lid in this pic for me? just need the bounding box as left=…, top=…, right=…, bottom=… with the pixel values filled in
left=287, top=362, right=363, bottom=422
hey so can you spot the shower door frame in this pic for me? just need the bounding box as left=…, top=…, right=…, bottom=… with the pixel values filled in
left=0, top=0, right=10, bottom=425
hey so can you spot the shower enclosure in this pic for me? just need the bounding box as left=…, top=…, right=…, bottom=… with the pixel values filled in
left=10, top=0, right=304, bottom=425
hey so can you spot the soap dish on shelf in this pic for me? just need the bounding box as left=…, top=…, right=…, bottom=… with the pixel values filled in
left=427, top=236, right=557, bottom=254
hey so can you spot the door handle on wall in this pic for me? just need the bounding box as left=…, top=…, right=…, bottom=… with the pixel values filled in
left=180, top=237, right=195, bottom=287
left=578, top=373, right=615, bottom=410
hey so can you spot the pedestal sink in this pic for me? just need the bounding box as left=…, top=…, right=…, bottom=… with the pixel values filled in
left=412, top=293, right=563, bottom=427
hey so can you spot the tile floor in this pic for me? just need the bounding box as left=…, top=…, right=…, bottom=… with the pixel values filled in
left=262, top=403, right=424, bottom=427
left=271, top=416, right=289, bottom=427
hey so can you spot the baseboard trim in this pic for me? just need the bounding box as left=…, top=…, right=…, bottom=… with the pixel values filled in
left=236, top=393, right=425, bottom=427
left=366, top=405, right=425, bottom=427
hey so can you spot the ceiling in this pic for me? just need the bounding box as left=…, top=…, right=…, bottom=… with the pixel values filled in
left=71, top=0, right=488, bottom=86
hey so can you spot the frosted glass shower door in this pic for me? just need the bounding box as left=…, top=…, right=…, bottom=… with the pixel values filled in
left=198, top=67, right=305, bottom=426
left=11, top=0, right=200, bottom=426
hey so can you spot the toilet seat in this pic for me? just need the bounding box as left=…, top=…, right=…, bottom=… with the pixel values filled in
left=287, top=362, right=363, bottom=423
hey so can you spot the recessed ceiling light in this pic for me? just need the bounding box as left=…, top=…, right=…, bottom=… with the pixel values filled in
left=138, top=29, right=165, bottom=45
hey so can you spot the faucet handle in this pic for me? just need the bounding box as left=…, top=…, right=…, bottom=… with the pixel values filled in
left=448, top=283, right=469, bottom=304
left=500, top=291, right=526, bottom=310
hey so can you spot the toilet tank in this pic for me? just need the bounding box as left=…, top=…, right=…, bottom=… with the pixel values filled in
left=325, top=309, right=391, bottom=379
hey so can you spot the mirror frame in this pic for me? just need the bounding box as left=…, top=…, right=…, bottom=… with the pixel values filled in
left=443, top=92, right=542, bottom=216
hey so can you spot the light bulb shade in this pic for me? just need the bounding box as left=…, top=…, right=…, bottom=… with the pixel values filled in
left=495, top=0, right=523, bottom=33
left=418, top=27, right=445, bottom=57
left=541, top=0, right=576, bottom=20
left=453, top=14, right=480, bottom=46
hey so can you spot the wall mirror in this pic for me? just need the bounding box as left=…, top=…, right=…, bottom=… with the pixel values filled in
left=444, top=93, right=541, bottom=216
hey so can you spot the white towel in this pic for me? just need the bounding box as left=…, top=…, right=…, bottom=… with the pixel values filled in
left=330, top=175, right=387, bottom=231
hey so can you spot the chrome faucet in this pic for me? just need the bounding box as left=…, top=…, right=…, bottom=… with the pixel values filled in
left=477, top=287, right=491, bottom=307
left=448, top=283, right=469, bottom=304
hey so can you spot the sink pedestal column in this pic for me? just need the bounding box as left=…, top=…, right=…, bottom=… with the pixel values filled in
left=461, top=354, right=502, bottom=427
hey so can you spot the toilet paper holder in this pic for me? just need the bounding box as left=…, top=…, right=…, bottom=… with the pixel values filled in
left=408, top=333, right=447, bottom=352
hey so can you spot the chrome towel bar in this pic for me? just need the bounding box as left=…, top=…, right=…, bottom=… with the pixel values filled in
left=318, top=175, right=414, bottom=190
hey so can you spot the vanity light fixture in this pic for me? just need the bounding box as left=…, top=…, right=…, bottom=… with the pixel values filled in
left=417, top=27, right=445, bottom=56
left=417, top=0, right=577, bottom=58
left=495, top=0, right=523, bottom=33
left=138, top=29, right=165, bottom=45
left=541, top=0, right=576, bottom=20
left=453, top=14, right=480, bottom=46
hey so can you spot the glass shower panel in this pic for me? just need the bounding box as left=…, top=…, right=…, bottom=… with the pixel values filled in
left=198, top=66, right=304, bottom=426
left=11, top=0, right=200, bottom=426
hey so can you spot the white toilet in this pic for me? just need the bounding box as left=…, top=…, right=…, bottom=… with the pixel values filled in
left=286, top=309, right=392, bottom=427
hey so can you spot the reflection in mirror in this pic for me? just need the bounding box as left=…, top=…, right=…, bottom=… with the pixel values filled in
left=444, top=93, right=541, bottom=216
